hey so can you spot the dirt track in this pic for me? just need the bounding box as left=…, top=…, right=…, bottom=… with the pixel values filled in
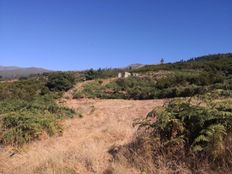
left=0, top=99, right=164, bottom=174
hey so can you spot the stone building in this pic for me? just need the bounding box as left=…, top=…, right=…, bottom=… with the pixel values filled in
left=118, top=72, right=139, bottom=78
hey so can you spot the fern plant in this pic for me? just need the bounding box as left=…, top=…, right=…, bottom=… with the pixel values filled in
left=144, top=98, right=232, bottom=167
left=192, top=124, right=226, bottom=159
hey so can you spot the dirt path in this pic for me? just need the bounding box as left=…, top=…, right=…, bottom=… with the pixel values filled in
left=0, top=99, right=164, bottom=174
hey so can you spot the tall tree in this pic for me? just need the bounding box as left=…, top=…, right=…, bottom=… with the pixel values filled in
left=160, top=58, right=164, bottom=64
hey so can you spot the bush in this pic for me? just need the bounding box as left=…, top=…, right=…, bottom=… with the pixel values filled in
left=75, top=74, right=217, bottom=100
left=84, top=68, right=120, bottom=80
left=1, top=112, right=62, bottom=146
left=0, top=78, right=75, bottom=146
left=141, top=98, right=232, bottom=169
left=0, top=95, right=75, bottom=146
left=46, top=72, right=75, bottom=92
left=0, top=79, right=45, bottom=100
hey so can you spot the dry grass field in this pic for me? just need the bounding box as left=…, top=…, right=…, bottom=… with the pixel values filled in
left=0, top=98, right=164, bottom=174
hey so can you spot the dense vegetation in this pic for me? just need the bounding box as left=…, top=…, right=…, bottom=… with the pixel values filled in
left=46, top=72, right=76, bottom=91
left=74, top=72, right=226, bottom=99
left=133, top=53, right=232, bottom=74
left=112, top=97, right=232, bottom=173
left=83, top=68, right=121, bottom=80
left=0, top=73, right=75, bottom=146
left=128, top=97, right=232, bottom=173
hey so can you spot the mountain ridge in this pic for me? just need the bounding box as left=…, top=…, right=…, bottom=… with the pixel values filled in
left=0, top=66, right=50, bottom=78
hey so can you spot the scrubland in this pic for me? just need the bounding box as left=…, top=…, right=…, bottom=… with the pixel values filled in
left=1, top=53, right=232, bottom=173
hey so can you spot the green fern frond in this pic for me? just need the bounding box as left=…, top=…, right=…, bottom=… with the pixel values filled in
left=193, top=135, right=209, bottom=144
left=192, top=145, right=204, bottom=152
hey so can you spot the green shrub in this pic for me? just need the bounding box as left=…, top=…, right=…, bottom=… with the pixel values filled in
left=142, top=98, right=232, bottom=168
left=84, top=68, right=120, bottom=80
left=1, top=112, right=62, bottom=146
left=0, top=78, right=75, bottom=146
left=75, top=74, right=218, bottom=100
left=0, top=96, right=75, bottom=146
left=0, top=79, right=45, bottom=100
left=46, top=72, right=75, bottom=92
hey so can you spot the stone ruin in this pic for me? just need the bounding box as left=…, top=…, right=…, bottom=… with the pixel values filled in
left=118, top=72, right=139, bottom=78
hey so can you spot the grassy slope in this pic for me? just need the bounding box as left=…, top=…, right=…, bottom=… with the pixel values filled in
left=75, top=53, right=232, bottom=100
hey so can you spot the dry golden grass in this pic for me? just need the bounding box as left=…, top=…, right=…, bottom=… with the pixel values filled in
left=0, top=98, right=164, bottom=174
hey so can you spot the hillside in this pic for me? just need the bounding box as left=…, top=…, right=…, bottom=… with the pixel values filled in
left=0, top=66, right=50, bottom=78
left=74, top=53, right=232, bottom=100
left=132, top=53, right=232, bottom=73
left=0, top=53, right=232, bottom=174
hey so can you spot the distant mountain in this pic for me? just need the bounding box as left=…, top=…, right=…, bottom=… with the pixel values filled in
left=0, top=66, right=50, bottom=78
left=126, top=64, right=145, bottom=70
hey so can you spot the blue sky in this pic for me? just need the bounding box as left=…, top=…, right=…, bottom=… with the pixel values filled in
left=0, top=0, right=231, bottom=70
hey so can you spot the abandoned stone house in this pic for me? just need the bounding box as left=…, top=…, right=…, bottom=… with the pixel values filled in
left=118, top=72, right=139, bottom=78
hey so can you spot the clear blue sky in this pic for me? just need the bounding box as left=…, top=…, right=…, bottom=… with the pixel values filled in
left=0, top=0, right=231, bottom=70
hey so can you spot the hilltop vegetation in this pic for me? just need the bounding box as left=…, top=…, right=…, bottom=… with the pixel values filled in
left=75, top=54, right=232, bottom=100
left=133, top=53, right=232, bottom=73
left=74, top=72, right=224, bottom=99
